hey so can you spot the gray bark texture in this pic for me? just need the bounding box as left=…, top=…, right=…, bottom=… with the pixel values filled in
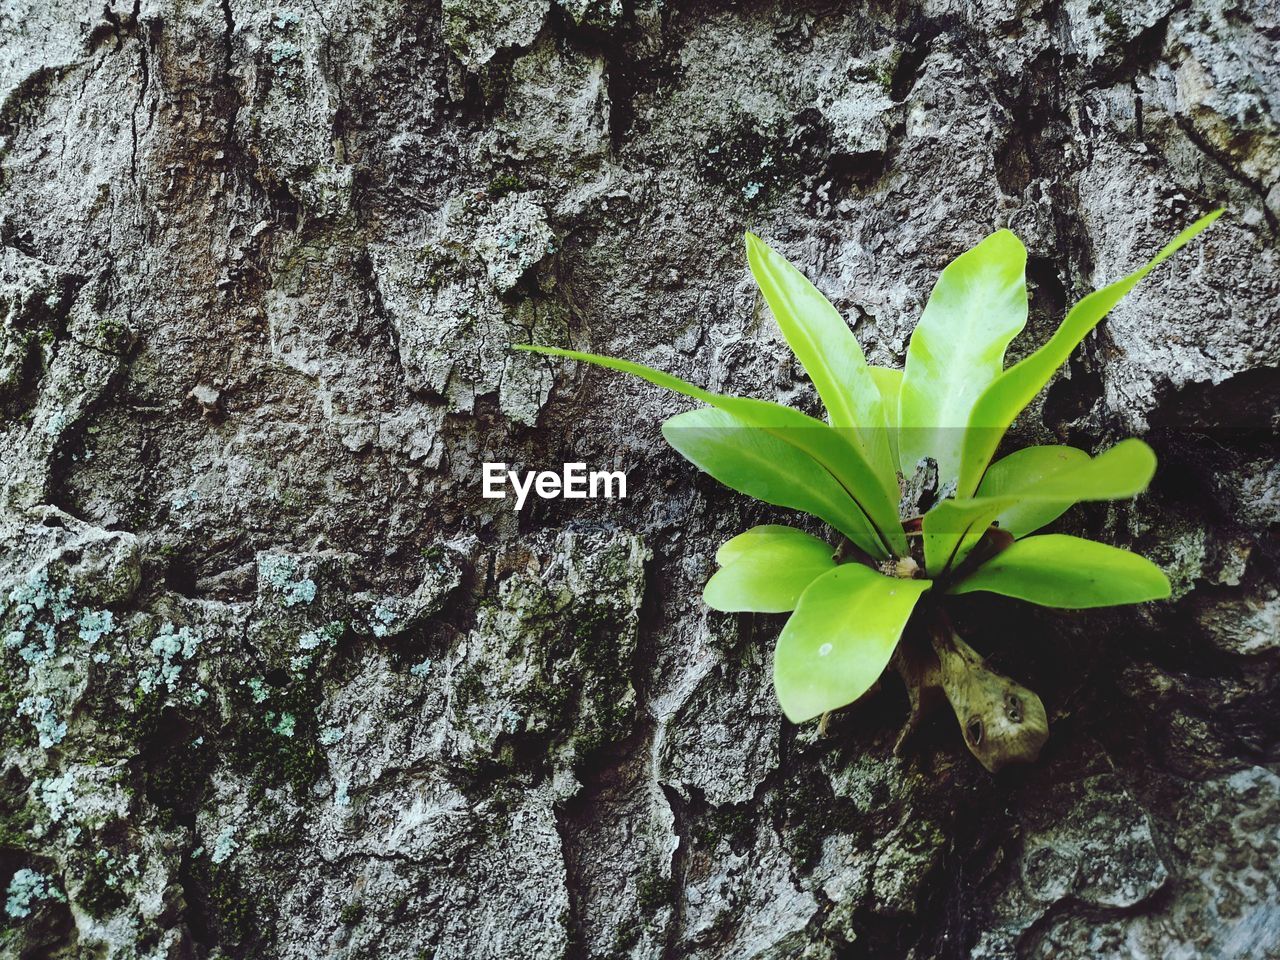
left=0, top=0, right=1277, bottom=957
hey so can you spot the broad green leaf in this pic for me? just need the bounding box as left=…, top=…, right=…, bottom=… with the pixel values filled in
left=744, top=233, right=898, bottom=501
left=705, top=525, right=837, bottom=612
left=948, top=534, right=1171, bottom=608
left=899, top=230, right=1028, bottom=487
left=957, top=210, right=1222, bottom=497
left=979, top=439, right=1156, bottom=545
left=715, top=524, right=829, bottom=565
left=923, top=439, right=1160, bottom=575
left=922, top=498, right=1007, bottom=578
left=1010, top=438, right=1156, bottom=500
left=516, top=344, right=906, bottom=557
left=774, top=564, right=931, bottom=722
left=976, top=445, right=1089, bottom=538
left=869, top=366, right=904, bottom=474
left=663, top=407, right=887, bottom=557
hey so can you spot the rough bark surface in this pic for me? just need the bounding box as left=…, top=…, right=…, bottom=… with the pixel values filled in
left=0, top=1, right=1277, bottom=958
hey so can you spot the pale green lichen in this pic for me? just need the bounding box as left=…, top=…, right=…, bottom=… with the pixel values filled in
left=500, top=708, right=523, bottom=734
left=34, top=770, right=78, bottom=837
left=291, top=621, right=341, bottom=674
left=17, top=695, right=66, bottom=749
left=319, top=726, right=344, bottom=746
left=42, top=409, right=70, bottom=437
left=267, top=711, right=296, bottom=738
left=267, top=40, right=302, bottom=64
left=257, top=555, right=318, bottom=607
left=4, top=567, right=75, bottom=664
left=5, top=868, right=64, bottom=918
left=210, top=826, right=238, bottom=865
left=246, top=677, right=269, bottom=704
left=137, top=622, right=207, bottom=706
left=368, top=603, right=396, bottom=638
left=77, top=609, right=114, bottom=645
left=4, top=566, right=116, bottom=669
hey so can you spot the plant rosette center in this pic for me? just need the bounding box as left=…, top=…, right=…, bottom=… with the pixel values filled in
left=517, top=209, right=1220, bottom=770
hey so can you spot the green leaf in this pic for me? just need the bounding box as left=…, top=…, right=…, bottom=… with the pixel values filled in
left=957, top=210, right=1223, bottom=497
left=981, top=439, right=1156, bottom=545
left=948, top=534, right=1171, bottom=608
left=516, top=344, right=906, bottom=557
left=744, top=233, right=898, bottom=500
left=976, top=445, right=1089, bottom=539
left=869, top=366, right=903, bottom=475
left=899, top=230, right=1028, bottom=487
left=923, top=439, right=1161, bottom=575
left=773, top=564, right=931, bottom=722
left=922, top=498, right=1007, bottom=578
left=663, top=407, right=887, bottom=556
left=705, top=526, right=837, bottom=613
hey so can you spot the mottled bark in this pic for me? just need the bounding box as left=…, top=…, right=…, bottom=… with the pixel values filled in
left=0, top=1, right=1277, bottom=958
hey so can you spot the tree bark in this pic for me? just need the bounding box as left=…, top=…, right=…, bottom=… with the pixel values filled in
left=1, top=1, right=1277, bottom=957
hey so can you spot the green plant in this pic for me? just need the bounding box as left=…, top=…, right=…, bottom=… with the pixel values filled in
left=517, top=210, right=1220, bottom=770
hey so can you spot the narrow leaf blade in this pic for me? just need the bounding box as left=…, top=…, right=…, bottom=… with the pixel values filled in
left=925, top=439, right=1160, bottom=573
left=705, top=526, right=837, bottom=612
left=517, top=344, right=905, bottom=556
left=948, top=534, right=1171, bottom=608
left=869, top=366, right=904, bottom=475
left=958, top=210, right=1222, bottom=496
left=774, top=564, right=931, bottom=722
left=1010, top=438, right=1156, bottom=499
left=899, top=230, right=1028, bottom=487
left=744, top=234, right=898, bottom=499
left=976, top=445, right=1090, bottom=538
left=663, top=407, right=885, bottom=557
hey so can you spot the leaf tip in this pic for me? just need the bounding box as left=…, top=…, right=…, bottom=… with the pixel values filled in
left=512, top=344, right=568, bottom=363
left=1181, top=207, right=1226, bottom=242
left=989, top=227, right=1027, bottom=250
left=1150, top=568, right=1174, bottom=601
left=773, top=683, right=819, bottom=725
left=701, top=576, right=732, bottom=613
